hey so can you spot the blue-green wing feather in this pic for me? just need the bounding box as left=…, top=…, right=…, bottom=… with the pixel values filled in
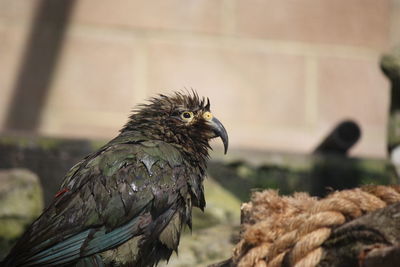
left=26, top=229, right=91, bottom=265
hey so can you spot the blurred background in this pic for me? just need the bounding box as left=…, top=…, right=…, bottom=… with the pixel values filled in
left=0, top=0, right=397, bottom=156
left=1, top=0, right=400, bottom=266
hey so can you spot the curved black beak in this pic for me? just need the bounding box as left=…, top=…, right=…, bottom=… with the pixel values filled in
left=210, top=117, right=229, bottom=154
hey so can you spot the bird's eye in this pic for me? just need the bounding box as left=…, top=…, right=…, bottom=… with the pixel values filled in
left=202, top=111, right=213, bottom=121
left=181, top=111, right=194, bottom=121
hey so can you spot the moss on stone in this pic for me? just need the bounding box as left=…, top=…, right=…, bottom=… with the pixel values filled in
left=0, top=169, right=44, bottom=259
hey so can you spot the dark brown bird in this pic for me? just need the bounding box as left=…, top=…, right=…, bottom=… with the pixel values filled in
left=3, top=91, right=228, bottom=266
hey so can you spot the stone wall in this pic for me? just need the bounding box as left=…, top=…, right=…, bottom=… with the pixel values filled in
left=0, top=0, right=396, bottom=157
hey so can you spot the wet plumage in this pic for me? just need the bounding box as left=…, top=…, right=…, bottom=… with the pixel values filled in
left=3, top=92, right=228, bottom=267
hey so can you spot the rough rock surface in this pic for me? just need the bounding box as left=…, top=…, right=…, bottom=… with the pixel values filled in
left=0, top=168, right=44, bottom=260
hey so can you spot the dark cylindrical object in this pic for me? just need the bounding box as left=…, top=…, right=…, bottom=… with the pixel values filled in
left=381, top=50, right=400, bottom=154
left=314, top=120, right=361, bottom=155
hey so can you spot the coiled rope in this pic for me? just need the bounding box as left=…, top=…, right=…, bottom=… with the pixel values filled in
left=232, top=185, right=400, bottom=267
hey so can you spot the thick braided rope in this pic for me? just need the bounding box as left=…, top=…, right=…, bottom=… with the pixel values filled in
left=233, top=185, right=400, bottom=267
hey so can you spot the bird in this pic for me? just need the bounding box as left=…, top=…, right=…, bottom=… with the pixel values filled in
left=3, top=91, right=228, bottom=267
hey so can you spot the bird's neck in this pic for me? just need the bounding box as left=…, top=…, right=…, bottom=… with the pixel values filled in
left=119, top=125, right=210, bottom=169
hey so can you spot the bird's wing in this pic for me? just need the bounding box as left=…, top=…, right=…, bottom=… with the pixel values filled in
left=4, top=140, right=190, bottom=266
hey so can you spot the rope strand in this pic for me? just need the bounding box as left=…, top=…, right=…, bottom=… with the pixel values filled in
left=232, top=186, right=400, bottom=266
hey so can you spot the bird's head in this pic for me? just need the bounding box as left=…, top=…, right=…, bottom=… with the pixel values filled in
left=122, top=91, right=229, bottom=154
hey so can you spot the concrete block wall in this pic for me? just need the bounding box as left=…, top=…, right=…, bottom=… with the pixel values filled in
left=0, top=0, right=396, bottom=157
